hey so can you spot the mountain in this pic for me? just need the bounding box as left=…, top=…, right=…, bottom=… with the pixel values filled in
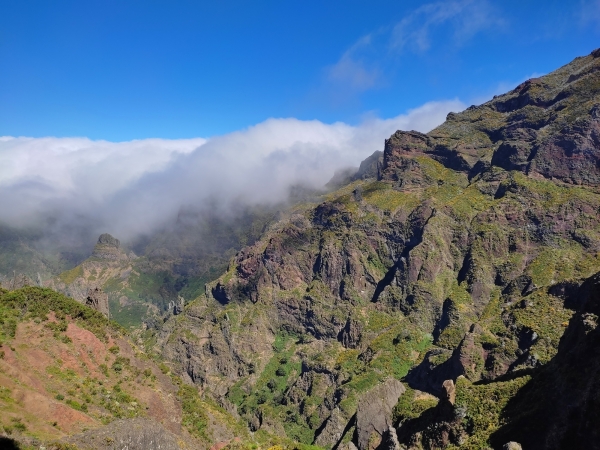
left=152, top=48, right=600, bottom=449
left=42, top=206, right=280, bottom=329
left=3, top=48, right=600, bottom=450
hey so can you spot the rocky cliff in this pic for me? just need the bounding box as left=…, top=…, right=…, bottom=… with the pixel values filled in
left=155, top=48, right=600, bottom=449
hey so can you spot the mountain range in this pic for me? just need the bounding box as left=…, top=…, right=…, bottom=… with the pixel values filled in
left=2, top=48, right=600, bottom=450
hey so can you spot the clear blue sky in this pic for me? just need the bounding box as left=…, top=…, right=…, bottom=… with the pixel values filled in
left=1, top=0, right=599, bottom=141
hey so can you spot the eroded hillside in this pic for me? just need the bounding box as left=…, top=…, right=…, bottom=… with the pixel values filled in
left=0, top=287, right=258, bottom=449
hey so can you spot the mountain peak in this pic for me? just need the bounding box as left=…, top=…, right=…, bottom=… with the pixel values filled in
left=97, top=233, right=120, bottom=248
left=382, top=49, right=600, bottom=187
left=93, top=233, right=128, bottom=261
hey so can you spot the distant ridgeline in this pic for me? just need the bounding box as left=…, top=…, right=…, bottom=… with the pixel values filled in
left=0, top=198, right=285, bottom=329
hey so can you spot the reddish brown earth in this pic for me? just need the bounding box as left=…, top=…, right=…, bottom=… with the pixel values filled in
left=0, top=316, right=186, bottom=443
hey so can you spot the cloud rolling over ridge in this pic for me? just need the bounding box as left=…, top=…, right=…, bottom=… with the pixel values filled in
left=0, top=100, right=464, bottom=242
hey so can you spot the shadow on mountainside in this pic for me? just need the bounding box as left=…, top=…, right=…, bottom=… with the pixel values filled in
left=490, top=272, right=600, bottom=450
left=0, top=437, right=21, bottom=450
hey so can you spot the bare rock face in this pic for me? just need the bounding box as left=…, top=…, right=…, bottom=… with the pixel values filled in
left=356, top=378, right=406, bottom=450
left=338, top=317, right=362, bottom=349
left=92, top=233, right=129, bottom=261
left=532, top=110, right=600, bottom=185
left=97, top=233, right=120, bottom=247
left=354, top=150, right=383, bottom=180
left=503, top=442, right=523, bottom=450
left=442, top=379, right=456, bottom=405
left=65, top=418, right=183, bottom=449
left=314, top=407, right=348, bottom=447
left=85, top=287, right=109, bottom=317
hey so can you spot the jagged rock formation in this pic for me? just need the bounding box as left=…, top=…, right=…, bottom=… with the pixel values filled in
left=85, top=286, right=110, bottom=317
left=154, top=48, right=600, bottom=449
left=92, top=233, right=129, bottom=261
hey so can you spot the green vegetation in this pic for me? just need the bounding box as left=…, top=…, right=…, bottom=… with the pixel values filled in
left=393, top=387, right=438, bottom=424
left=0, top=286, right=122, bottom=344
left=452, top=375, right=531, bottom=449
left=178, top=384, right=210, bottom=441
left=57, top=265, right=84, bottom=285
left=362, top=181, right=421, bottom=213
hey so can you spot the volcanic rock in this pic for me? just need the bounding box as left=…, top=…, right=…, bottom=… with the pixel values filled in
left=356, top=378, right=406, bottom=450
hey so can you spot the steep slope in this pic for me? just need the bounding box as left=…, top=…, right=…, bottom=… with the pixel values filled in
left=0, top=286, right=250, bottom=449
left=155, top=48, right=600, bottom=449
left=489, top=271, right=600, bottom=449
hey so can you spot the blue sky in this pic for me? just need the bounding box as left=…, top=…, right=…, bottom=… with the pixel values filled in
left=1, top=0, right=599, bottom=140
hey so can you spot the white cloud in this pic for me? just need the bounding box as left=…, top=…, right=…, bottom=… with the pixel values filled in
left=0, top=99, right=464, bottom=241
left=391, top=0, right=502, bottom=53
left=327, top=34, right=381, bottom=92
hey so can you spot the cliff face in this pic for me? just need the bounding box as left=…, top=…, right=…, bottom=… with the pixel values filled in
left=156, top=50, right=600, bottom=449
left=424, top=48, right=600, bottom=186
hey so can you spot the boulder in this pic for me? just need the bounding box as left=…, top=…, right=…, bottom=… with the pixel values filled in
left=503, top=443, right=523, bottom=450
left=442, top=379, right=456, bottom=405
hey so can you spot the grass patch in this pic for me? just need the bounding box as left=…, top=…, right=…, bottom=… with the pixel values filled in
left=58, top=265, right=84, bottom=285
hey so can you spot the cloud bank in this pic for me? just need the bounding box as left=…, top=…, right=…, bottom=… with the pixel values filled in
left=0, top=100, right=464, bottom=242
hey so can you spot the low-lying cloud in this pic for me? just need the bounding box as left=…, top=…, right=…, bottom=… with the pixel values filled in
left=0, top=100, right=464, bottom=242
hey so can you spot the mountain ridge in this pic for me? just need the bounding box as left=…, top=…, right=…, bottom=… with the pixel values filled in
left=2, top=48, right=600, bottom=449
left=154, top=48, right=600, bottom=449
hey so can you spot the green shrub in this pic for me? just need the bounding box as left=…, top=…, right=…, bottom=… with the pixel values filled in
left=178, top=384, right=209, bottom=440
left=10, top=418, right=26, bottom=432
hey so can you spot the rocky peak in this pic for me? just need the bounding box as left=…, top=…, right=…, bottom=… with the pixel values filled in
left=382, top=48, right=600, bottom=187
left=92, top=233, right=128, bottom=261
left=97, top=233, right=120, bottom=248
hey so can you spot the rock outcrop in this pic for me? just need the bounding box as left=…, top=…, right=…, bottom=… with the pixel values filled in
left=355, top=379, right=405, bottom=450
left=85, top=286, right=110, bottom=317
left=92, top=233, right=129, bottom=261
